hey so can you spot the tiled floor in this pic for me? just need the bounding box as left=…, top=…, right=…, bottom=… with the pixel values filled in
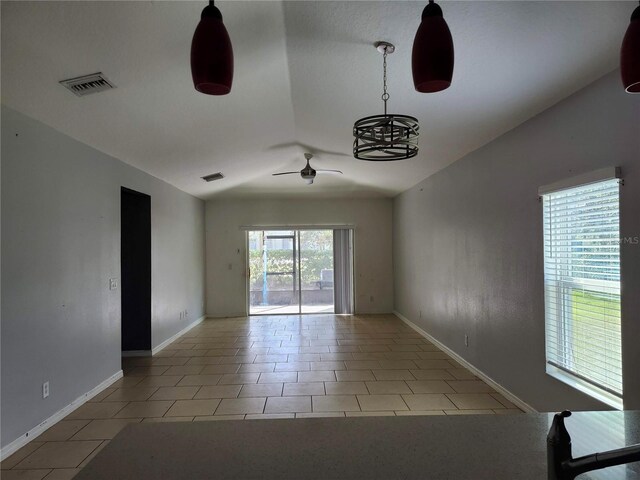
left=1, top=314, right=522, bottom=479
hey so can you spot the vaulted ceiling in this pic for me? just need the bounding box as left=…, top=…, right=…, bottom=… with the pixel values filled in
left=1, top=1, right=633, bottom=198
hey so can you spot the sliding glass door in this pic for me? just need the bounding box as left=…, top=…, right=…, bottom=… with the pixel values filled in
left=248, top=230, right=335, bottom=315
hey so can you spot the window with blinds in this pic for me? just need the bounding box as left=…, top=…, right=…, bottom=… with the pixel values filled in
left=542, top=177, right=622, bottom=403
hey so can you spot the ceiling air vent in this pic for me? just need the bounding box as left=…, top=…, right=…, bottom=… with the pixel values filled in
left=59, top=73, right=116, bottom=97
left=202, top=172, right=225, bottom=182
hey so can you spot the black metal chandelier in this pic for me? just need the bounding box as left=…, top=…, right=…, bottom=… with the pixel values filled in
left=353, top=42, right=419, bottom=161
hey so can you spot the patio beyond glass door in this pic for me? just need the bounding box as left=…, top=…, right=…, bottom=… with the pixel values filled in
left=248, top=230, right=334, bottom=315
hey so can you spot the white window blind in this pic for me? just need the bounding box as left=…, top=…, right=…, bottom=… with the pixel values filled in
left=542, top=178, right=622, bottom=399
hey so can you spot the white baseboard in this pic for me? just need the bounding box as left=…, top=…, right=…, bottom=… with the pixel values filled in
left=151, top=315, right=207, bottom=355
left=393, top=311, right=536, bottom=413
left=0, top=370, right=123, bottom=461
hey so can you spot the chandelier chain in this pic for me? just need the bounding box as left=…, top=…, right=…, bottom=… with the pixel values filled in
left=381, top=50, right=389, bottom=116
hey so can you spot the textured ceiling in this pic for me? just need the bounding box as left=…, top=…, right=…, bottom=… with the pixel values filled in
left=1, top=1, right=633, bottom=199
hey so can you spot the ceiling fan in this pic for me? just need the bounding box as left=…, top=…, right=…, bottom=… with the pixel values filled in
left=272, top=153, right=343, bottom=185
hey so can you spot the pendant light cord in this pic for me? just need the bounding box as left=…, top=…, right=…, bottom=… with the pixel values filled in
left=382, top=49, right=389, bottom=117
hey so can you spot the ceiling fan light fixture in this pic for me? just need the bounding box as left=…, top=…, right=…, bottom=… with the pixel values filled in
left=412, top=0, right=454, bottom=93
left=353, top=42, right=419, bottom=161
left=190, top=1, right=234, bottom=95
left=621, top=2, right=640, bottom=93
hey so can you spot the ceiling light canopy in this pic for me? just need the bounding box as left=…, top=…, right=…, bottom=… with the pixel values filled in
left=621, top=1, right=640, bottom=93
left=412, top=0, right=454, bottom=93
left=353, top=42, right=419, bottom=161
left=191, top=1, right=234, bottom=95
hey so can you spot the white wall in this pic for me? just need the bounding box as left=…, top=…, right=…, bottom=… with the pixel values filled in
left=1, top=106, right=206, bottom=449
left=393, top=71, right=640, bottom=412
left=205, top=198, right=393, bottom=317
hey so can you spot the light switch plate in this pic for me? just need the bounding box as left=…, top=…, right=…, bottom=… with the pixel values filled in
left=109, top=278, right=118, bottom=290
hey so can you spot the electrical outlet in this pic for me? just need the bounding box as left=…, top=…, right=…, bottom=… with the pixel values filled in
left=42, top=381, right=49, bottom=399
left=464, top=334, right=469, bottom=347
left=109, top=278, right=118, bottom=290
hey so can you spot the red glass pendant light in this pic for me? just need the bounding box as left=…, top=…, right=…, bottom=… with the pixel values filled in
left=411, top=0, right=454, bottom=93
left=621, top=1, right=640, bottom=93
left=191, top=1, right=233, bottom=95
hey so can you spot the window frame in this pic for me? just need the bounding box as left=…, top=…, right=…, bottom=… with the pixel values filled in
left=539, top=168, right=623, bottom=410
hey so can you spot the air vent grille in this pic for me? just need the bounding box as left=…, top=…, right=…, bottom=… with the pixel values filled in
left=202, top=172, right=225, bottom=182
left=60, top=73, right=116, bottom=97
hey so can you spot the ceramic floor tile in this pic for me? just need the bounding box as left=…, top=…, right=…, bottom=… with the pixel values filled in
left=345, top=411, right=396, bottom=417
left=407, top=380, right=455, bottom=394
left=258, top=372, right=297, bottom=384
left=402, top=394, right=456, bottom=411
left=142, top=417, right=194, bottom=422
left=283, top=382, right=325, bottom=396
left=124, top=366, right=169, bottom=376
left=114, top=401, right=174, bottom=418
left=490, top=393, right=519, bottom=409
left=345, top=361, right=381, bottom=370
left=1, top=443, right=45, bottom=470
left=444, top=409, right=496, bottom=415
left=310, top=362, right=345, bottom=371
left=66, top=402, right=127, bottom=420
left=395, top=410, right=447, bottom=416
left=245, top=414, right=295, bottom=420
left=254, top=355, right=288, bottom=363
left=135, top=376, right=184, bottom=387
left=78, top=441, right=109, bottom=468
left=409, top=370, right=455, bottom=380
left=365, top=381, right=412, bottom=394
left=194, top=385, right=242, bottom=399
left=219, top=373, right=260, bottom=385
left=377, top=360, right=418, bottom=370
left=274, top=362, right=310, bottom=372
left=42, top=468, right=81, bottom=480
left=447, top=369, right=477, bottom=380
left=298, top=371, right=336, bottom=383
left=312, top=395, right=360, bottom=412
left=357, top=394, right=408, bottom=412
left=239, top=383, right=283, bottom=397
left=215, top=397, right=266, bottom=415
left=413, top=360, right=454, bottom=370
left=447, top=393, right=505, bottom=410
left=193, top=415, right=245, bottom=421
left=163, top=366, right=205, bottom=376
left=14, top=441, right=101, bottom=469
left=295, top=412, right=345, bottom=418
left=447, top=380, right=495, bottom=393
left=264, top=396, right=311, bottom=414
left=88, top=388, right=116, bottom=402
left=335, top=370, right=376, bottom=382
left=324, top=381, right=368, bottom=395
left=200, top=364, right=241, bottom=374
left=37, top=420, right=90, bottom=442
left=0, top=469, right=51, bottom=479
left=165, top=399, right=221, bottom=417
left=102, top=387, right=159, bottom=402
left=71, top=418, right=142, bottom=440
left=238, top=363, right=276, bottom=373
left=372, top=370, right=415, bottom=381
left=175, top=375, right=223, bottom=386
left=148, top=386, right=199, bottom=401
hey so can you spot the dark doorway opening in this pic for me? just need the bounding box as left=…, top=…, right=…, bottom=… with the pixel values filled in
left=121, top=187, right=151, bottom=353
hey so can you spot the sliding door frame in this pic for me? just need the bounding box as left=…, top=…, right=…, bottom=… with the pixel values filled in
left=245, top=226, right=353, bottom=316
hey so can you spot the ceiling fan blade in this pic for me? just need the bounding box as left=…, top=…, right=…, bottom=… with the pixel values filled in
left=272, top=172, right=300, bottom=176
left=316, top=169, right=343, bottom=175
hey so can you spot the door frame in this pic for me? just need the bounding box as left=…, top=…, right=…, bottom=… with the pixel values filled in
left=245, top=228, right=340, bottom=316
